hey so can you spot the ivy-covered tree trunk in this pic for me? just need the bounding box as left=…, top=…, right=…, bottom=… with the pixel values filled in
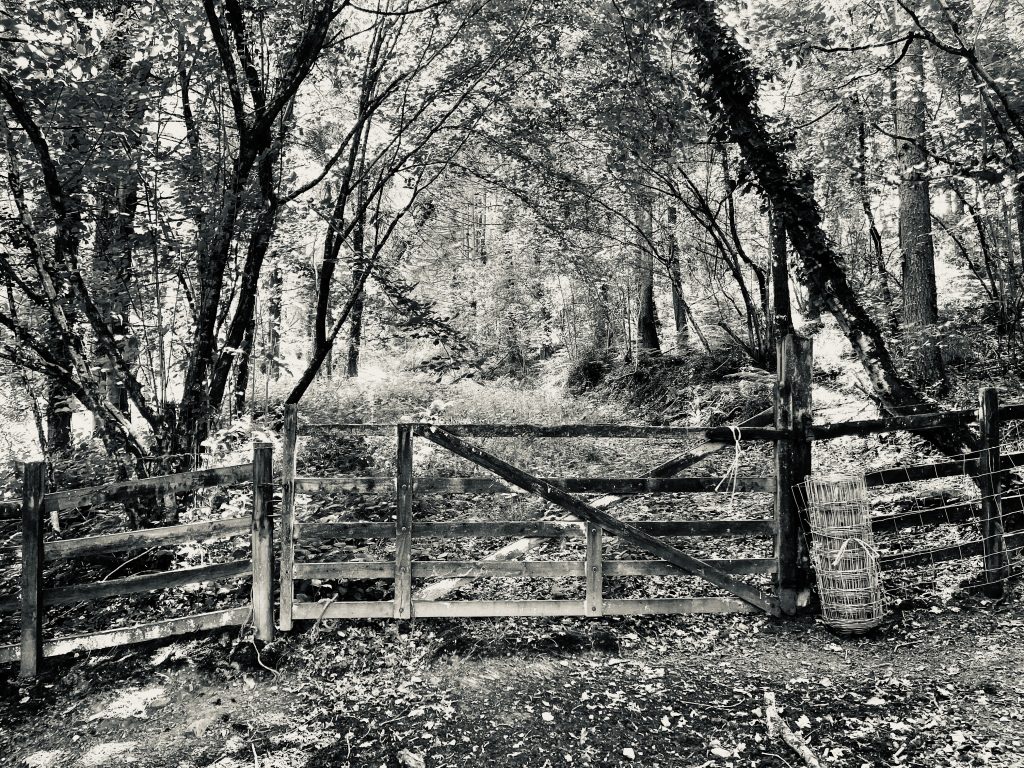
left=666, top=0, right=966, bottom=451
left=93, top=177, right=139, bottom=416
left=267, top=264, right=282, bottom=381
left=769, top=201, right=793, bottom=345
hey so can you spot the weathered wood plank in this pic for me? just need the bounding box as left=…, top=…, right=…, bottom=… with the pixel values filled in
left=412, top=599, right=585, bottom=618
left=300, top=423, right=787, bottom=440
left=43, top=464, right=253, bottom=512
left=861, top=451, right=1024, bottom=488
left=602, top=558, right=777, bottom=576
left=288, top=557, right=777, bottom=581
left=809, top=409, right=976, bottom=440
left=294, top=477, right=395, bottom=494
left=293, top=561, right=396, bottom=580
left=294, top=475, right=776, bottom=495
left=585, top=524, right=603, bottom=617
left=251, top=444, right=274, bottom=641
left=416, top=561, right=583, bottom=578
left=291, top=600, right=395, bottom=620
left=394, top=425, right=414, bottom=620
left=295, top=522, right=397, bottom=540
left=602, top=597, right=760, bottom=615
left=978, top=387, right=1009, bottom=595
left=412, top=407, right=777, bottom=602
left=880, top=531, right=1024, bottom=571
left=415, top=521, right=585, bottom=538
left=416, top=425, right=779, bottom=614
left=636, top=519, right=775, bottom=537
left=997, top=402, right=1024, bottom=421
left=20, top=462, right=45, bottom=678
left=43, top=560, right=251, bottom=606
left=865, top=459, right=979, bottom=486
left=774, top=334, right=814, bottom=615
left=0, top=607, right=251, bottom=665
left=45, top=517, right=251, bottom=561
left=290, top=518, right=774, bottom=542
left=280, top=404, right=298, bottom=631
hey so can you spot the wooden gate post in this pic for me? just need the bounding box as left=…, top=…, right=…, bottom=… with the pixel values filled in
left=279, top=404, right=298, bottom=631
left=774, top=334, right=814, bottom=615
left=585, top=523, right=603, bottom=617
left=978, top=387, right=1010, bottom=596
left=20, top=461, right=46, bottom=678
left=251, top=443, right=275, bottom=641
left=395, top=424, right=414, bottom=620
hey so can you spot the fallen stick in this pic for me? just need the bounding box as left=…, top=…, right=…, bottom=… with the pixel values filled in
left=414, top=407, right=774, bottom=601
left=763, top=692, right=821, bottom=768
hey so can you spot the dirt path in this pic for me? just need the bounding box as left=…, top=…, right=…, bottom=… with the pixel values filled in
left=3, top=595, right=1023, bottom=768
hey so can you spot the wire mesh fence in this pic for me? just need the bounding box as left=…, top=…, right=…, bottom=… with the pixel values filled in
left=798, top=446, right=1024, bottom=612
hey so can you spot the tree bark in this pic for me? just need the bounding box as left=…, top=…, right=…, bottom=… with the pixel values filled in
left=636, top=192, right=661, bottom=353
left=346, top=182, right=369, bottom=378
left=665, top=0, right=968, bottom=453
left=895, top=29, right=947, bottom=390
left=666, top=205, right=690, bottom=351
left=769, top=201, right=793, bottom=345
left=593, top=281, right=615, bottom=352
left=266, top=264, right=282, bottom=381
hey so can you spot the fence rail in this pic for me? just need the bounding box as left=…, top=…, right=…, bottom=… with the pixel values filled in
left=0, top=446, right=274, bottom=677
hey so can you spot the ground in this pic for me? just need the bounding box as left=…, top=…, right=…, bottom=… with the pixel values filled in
left=3, top=593, right=1023, bottom=768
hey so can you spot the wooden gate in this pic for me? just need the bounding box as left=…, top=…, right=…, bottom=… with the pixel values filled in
left=277, top=337, right=815, bottom=626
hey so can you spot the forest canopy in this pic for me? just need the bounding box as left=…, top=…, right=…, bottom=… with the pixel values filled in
left=1, top=0, right=1022, bottom=462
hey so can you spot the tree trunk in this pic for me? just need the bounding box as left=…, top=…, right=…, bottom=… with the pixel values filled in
left=666, top=0, right=969, bottom=454
left=46, top=386, right=73, bottom=451
left=93, top=178, right=139, bottom=417
left=853, top=109, right=895, bottom=327
left=895, top=30, right=947, bottom=391
left=267, top=264, right=282, bottom=381
left=232, top=317, right=256, bottom=417
left=769, top=201, right=793, bottom=345
left=346, top=183, right=368, bottom=378
left=666, top=205, right=690, bottom=351
left=593, top=281, right=614, bottom=352
left=636, top=192, right=661, bottom=353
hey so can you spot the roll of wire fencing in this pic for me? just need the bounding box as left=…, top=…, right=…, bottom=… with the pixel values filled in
left=800, top=474, right=884, bottom=634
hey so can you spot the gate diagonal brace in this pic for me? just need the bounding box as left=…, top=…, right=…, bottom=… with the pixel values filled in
left=414, top=425, right=780, bottom=616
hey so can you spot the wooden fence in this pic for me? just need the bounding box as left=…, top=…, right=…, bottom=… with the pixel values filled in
left=281, top=419, right=782, bottom=623
left=4, top=333, right=1024, bottom=676
left=279, top=335, right=1024, bottom=624
left=0, top=444, right=275, bottom=677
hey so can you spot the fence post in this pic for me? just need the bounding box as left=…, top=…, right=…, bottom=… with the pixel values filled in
left=251, top=443, right=274, bottom=641
left=774, top=334, right=814, bottom=615
left=279, top=404, right=297, bottom=631
left=395, top=424, right=414, bottom=620
left=20, top=461, right=46, bottom=678
left=585, top=523, right=603, bottom=617
left=978, top=387, right=1009, bottom=596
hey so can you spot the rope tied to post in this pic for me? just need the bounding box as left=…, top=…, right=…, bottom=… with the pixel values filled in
left=715, top=425, right=743, bottom=508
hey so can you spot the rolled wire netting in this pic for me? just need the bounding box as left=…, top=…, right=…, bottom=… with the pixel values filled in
left=803, top=474, right=885, bottom=634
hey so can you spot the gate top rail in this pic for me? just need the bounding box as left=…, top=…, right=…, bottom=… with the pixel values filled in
left=297, top=422, right=788, bottom=441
